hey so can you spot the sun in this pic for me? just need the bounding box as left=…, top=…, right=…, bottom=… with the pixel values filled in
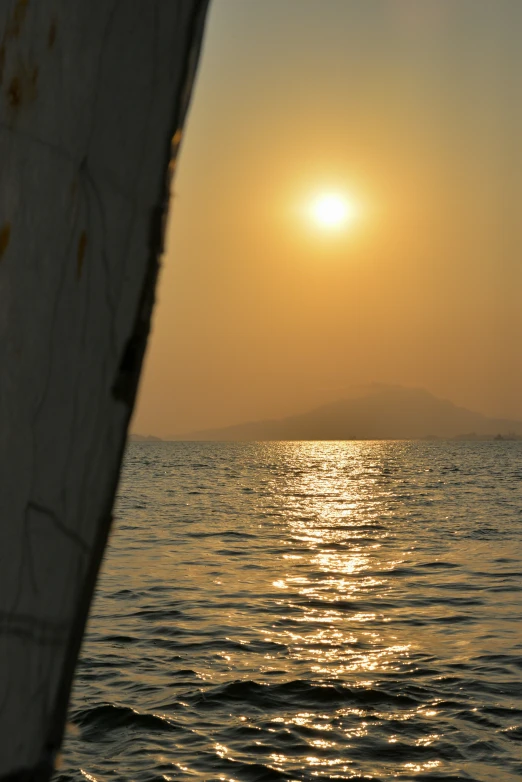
left=310, top=193, right=355, bottom=230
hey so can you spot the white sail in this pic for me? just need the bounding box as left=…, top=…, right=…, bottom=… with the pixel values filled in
left=0, top=1, right=208, bottom=777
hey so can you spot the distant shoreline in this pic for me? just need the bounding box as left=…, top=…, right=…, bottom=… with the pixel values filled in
left=131, top=434, right=522, bottom=443
left=131, top=386, right=522, bottom=443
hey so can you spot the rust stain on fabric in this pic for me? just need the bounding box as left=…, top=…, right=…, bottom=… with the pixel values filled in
left=48, top=19, right=56, bottom=49
left=5, top=59, right=38, bottom=110
left=1, top=0, right=33, bottom=98
left=77, top=231, right=87, bottom=279
left=7, top=0, right=29, bottom=38
left=7, top=74, right=21, bottom=107
left=0, top=223, right=11, bottom=260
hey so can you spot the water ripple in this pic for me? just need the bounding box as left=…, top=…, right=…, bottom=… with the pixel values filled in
left=58, top=441, right=522, bottom=781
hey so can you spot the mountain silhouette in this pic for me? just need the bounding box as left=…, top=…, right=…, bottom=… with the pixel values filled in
left=181, top=385, right=522, bottom=441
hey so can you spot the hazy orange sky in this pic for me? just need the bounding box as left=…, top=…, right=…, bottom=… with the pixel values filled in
left=133, top=0, right=522, bottom=437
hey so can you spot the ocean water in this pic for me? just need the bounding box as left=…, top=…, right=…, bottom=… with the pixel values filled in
left=58, top=441, right=522, bottom=781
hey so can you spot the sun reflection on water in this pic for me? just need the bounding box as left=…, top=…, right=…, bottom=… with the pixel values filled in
left=263, top=442, right=413, bottom=685
left=242, top=442, right=426, bottom=778
left=68, top=440, right=522, bottom=781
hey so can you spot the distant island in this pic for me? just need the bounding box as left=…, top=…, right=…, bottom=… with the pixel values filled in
left=128, top=433, right=163, bottom=442
left=176, top=385, right=522, bottom=442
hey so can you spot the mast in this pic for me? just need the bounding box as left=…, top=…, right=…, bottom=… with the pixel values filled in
left=0, top=2, right=209, bottom=778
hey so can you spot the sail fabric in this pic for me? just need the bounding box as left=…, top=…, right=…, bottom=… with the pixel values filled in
left=0, top=1, right=208, bottom=778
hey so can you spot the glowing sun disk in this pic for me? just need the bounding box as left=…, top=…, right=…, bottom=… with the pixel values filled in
left=310, top=193, right=354, bottom=230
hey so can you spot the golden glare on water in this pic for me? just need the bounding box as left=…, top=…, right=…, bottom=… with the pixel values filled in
left=262, top=442, right=414, bottom=682
left=309, top=192, right=356, bottom=230
left=77, top=440, right=522, bottom=781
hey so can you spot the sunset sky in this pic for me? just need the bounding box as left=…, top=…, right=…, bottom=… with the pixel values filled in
left=132, top=0, right=522, bottom=437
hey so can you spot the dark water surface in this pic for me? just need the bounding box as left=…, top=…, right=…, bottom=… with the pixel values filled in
left=58, top=441, right=522, bottom=781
